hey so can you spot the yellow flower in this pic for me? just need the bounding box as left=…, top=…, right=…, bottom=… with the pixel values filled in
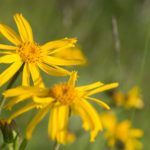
left=0, top=14, right=86, bottom=87
left=3, top=72, right=118, bottom=144
left=101, top=112, right=143, bottom=150
left=112, top=86, right=144, bottom=109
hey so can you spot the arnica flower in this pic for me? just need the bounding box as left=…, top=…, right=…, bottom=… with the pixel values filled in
left=3, top=72, right=118, bottom=144
left=0, top=14, right=86, bottom=87
left=101, top=112, right=143, bottom=150
left=112, top=86, right=144, bottom=109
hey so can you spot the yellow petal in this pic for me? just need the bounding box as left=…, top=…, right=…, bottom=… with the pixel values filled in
left=86, top=97, right=110, bottom=110
left=33, top=97, right=54, bottom=104
left=126, top=139, right=143, bottom=150
left=53, top=47, right=87, bottom=65
left=0, top=54, right=20, bottom=64
left=0, top=44, right=17, bottom=50
left=68, top=71, right=77, bottom=87
left=126, top=86, right=144, bottom=109
left=0, top=61, right=23, bottom=87
left=29, top=64, right=45, bottom=87
left=135, top=99, right=144, bottom=109
left=38, top=62, right=70, bottom=76
left=22, top=63, right=30, bottom=86
left=112, top=91, right=125, bottom=106
left=4, top=94, right=31, bottom=110
left=48, top=105, right=74, bottom=144
left=7, top=102, right=37, bottom=123
left=41, top=38, right=77, bottom=54
left=77, top=82, right=104, bottom=91
left=74, top=99, right=103, bottom=142
left=57, top=131, right=75, bottom=144
left=26, top=105, right=50, bottom=140
left=87, top=82, right=119, bottom=96
left=3, top=86, right=49, bottom=98
left=73, top=104, right=90, bottom=130
left=101, top=112, right=117, bottom=129
left=52, top=65, right=72, bottom=75
left=116, top=120, right=131, bottom=141
left=130, top=129, right=144, bottom=138
left=43, top=55, right=85, bottom=66
left=14, top=14, right=33, bottom=42
left=0, top=24, right=21, bottom=45
left=57, top=105, right=69, bottom=144
left=48, top=105, right=58, bottom=140
left=65, top=133, right=76, bottom=144
left=0, top=51, right=14, bottom=55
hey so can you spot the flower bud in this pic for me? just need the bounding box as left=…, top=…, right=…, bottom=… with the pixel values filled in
left=0, top=119, right=18, bottom=143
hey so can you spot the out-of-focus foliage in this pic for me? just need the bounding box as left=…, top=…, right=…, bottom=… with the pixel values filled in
left=0, top=0, right=149, bottom=149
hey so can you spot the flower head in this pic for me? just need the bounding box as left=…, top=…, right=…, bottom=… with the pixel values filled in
left=3, top=72, right=118, bottom=144
left=0, top=14, right=86, bottom=87
left=112, top=86, right=144, bottom=109
left=101, top=112, right=143, bottom=150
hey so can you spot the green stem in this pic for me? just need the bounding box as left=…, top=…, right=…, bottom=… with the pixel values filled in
left=112, top=15, right=121, bottom=79
left=138, top=32, right=150, bottom=85
left=13, top=134, right=19, bottom=150
left=131, top=32, right=150, bottom=123
left=19, top=139, right=28, bottom=150
left=52, top=109, right=72, bottom=150
left=0, top=65, right=23, bottom=115
left=130, top=108, right=136, bottom=122
left=0, top=97, right=6, bottom=115
left=53, top=142, right=61, bottom=150
left=0, top=143, right=6, bottom=149
left=7, top=143, right=13, bottom=150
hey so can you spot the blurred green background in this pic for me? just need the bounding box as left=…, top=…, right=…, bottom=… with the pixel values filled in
left=0, top=0, right=149, bottom=149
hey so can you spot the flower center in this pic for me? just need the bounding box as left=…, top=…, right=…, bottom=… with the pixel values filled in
left=17, top=42, right=41, bottom=63
left=49, top=83, right=78, bottom=105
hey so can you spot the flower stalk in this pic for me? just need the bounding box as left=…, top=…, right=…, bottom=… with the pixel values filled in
left=53, top=142, right=61, bottom=150
left=19, top=139, right=28, bottom=150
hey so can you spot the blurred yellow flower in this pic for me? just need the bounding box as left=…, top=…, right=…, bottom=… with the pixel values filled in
left=101, top=112, right=143, bottom=150
left=112, top=86, right=144, bottom=109
left=3, top=72, right=118, bottom=144
left=0, top=14, right=86, bottom=87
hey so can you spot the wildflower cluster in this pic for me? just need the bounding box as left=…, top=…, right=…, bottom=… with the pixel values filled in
left=103, top=86, right=144, bottom=150
left=0, top=13, right=120, bottom=149
left=101, top=112, right=143, bottom=150
left=111, top=86, right=144, bottom=109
